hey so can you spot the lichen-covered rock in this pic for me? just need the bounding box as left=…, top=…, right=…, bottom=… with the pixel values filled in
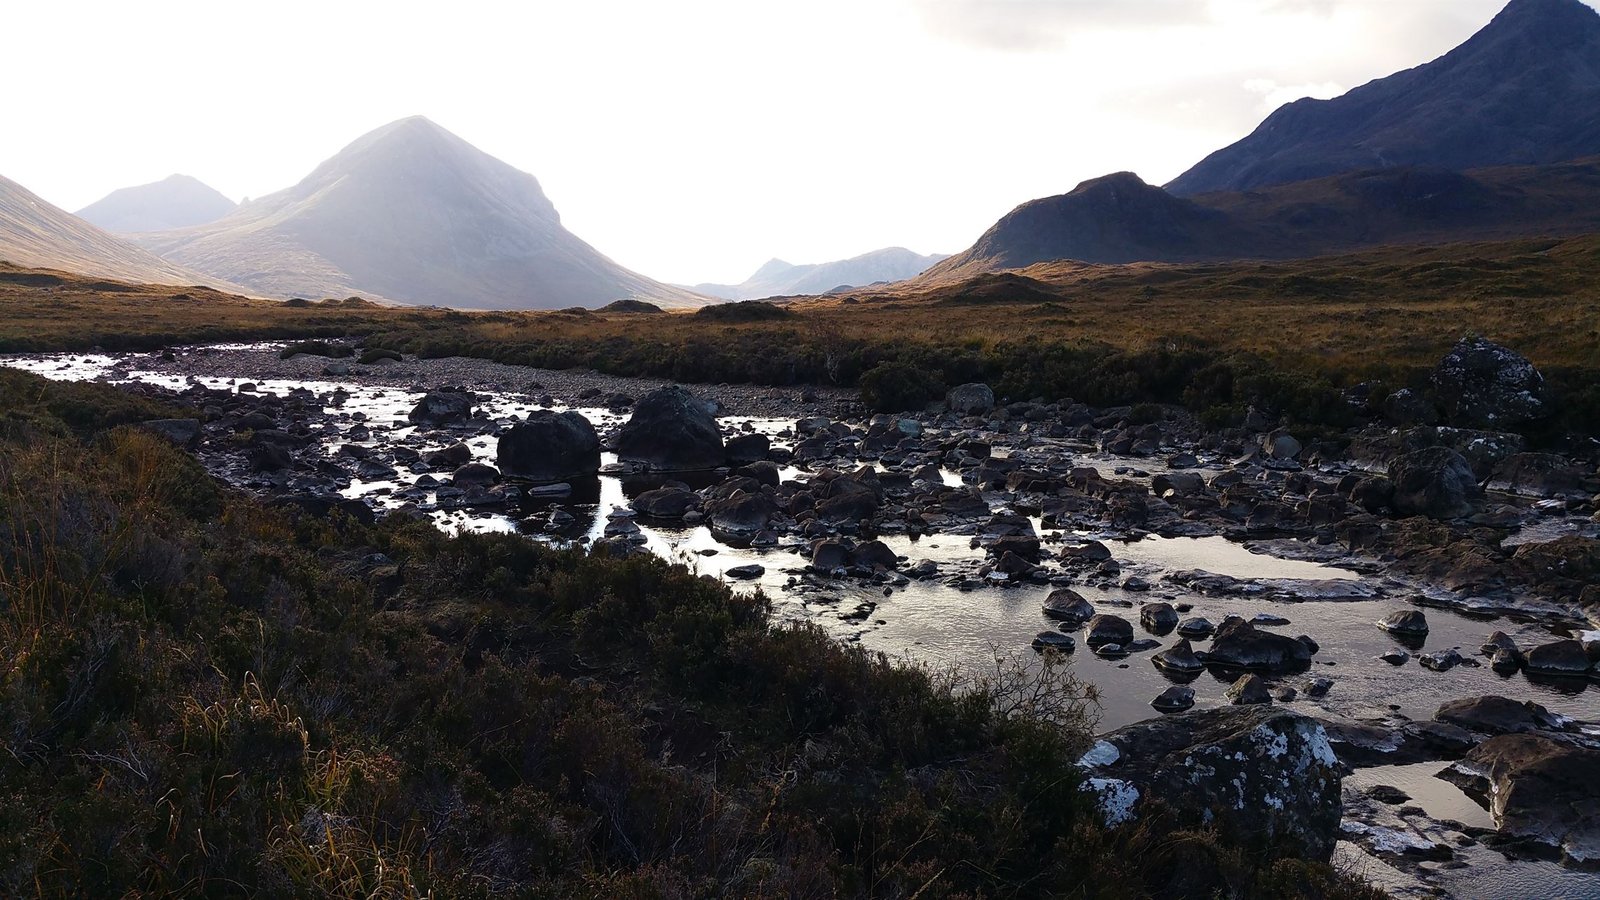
left=408, top=391, right=474, bottom=426
left=946, top=383, right=995, bottom=416
left=1077, top=706, right=1342, bottom=860
left=1430, top=337, right=1546, bottom=430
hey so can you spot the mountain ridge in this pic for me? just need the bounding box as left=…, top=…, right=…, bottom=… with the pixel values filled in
left=76, top=174, right=236, bottom=234
left=693, top=247, right=948, bottom=300
left=135, top=116, right=708, bottom=309
left=1167, top=0, right=1600, bottom=195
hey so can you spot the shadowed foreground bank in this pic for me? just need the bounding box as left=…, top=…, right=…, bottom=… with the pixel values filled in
left=0, top=368, right=1382, bottom=896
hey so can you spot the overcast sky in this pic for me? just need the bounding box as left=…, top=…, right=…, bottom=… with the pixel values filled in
left=1, top=0, right=1580, bottom=284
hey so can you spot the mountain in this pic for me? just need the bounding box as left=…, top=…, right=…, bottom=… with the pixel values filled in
left=693, top=247, right=947, bottom=300
left=924, top=158, right=1600, bottom=280
left=135, top=117, right=708, bottom=309
left=0, top=173, right=242, bottom=289
left=1168, top=0, right=1600, bottom=196
left=75, top=174, right=236, bottom=233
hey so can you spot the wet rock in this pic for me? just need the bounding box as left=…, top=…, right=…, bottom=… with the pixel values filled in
left=1272, top=686, right=1299, bottom=703
left=1435, top=696, right=1569, bottom=736
left=1152, top=639, right=1204, bottom=675
left=1078, top=706, right=1342, bottom=860
left=1387, top=447, right=1480, bottom=519
left=408, top=391, right=474, bottom=426
left=616, top=385, right=725, bottom=471
left=946, top=383, right=995, bottom=416
left=1379, top=649, right=1410, bottom=665
left=425, top=442, right=474, bottom=468
left=1303, top=677, right=1334, bottom=698
left=1139, top=602, right=1178, bottom=634
left=451, top=462, right=498, bottom=488
left=1418, top=648, right=1463, bottom=672
left=1042, top=589, right=1096, bottom=623
left=141, top=418, right=201, bottom=448
left=1524, top=639, right=1592, bottom=675
left=1086, top=614, right=1134, bottom=648
left=852, top=540, right=899, bottom=571
left=1441, top=733, right=1600, bottom=865
left=704, top=492, right=777, bottom=536
left=733, top=460, right=781, bottom=487
left=1032, top=631, right=1075, bottom=653
left=1491, top=452, right=1598, bottom=498
left=1176, top=616, right=1215, bottom=639
left=1264, top=430, right=1302, bottom=461
left=1377, top=609, right=1429, bottom=637
left=1227, top=674, right=1273, bottom=705
left=1430, top=337, right=1547, bottom=430
left=811, top=539, right=852, bottom=571
left=1491, top=648, right=1523, bottom=674
left=725, top=432, right=770, bottom=465
left=1202, top=617, right=1313, bottom=673
left=1061, top=540, right=1113, bottom=563
left=633, top=486, right=702, bottom=520
left=725, top=564, right=765, bottom=580
left=1151, top=685, right=1196, bottom=712
left=497, top=411, right=601, bottom=482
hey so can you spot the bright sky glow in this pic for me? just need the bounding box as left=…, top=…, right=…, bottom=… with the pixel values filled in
left=2, top=0, right=1584, bottom=284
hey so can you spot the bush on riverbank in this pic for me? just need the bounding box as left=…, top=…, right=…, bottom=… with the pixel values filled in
left=0, top=370, right=1384, bottom=898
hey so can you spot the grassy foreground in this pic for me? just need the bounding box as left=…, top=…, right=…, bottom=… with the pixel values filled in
left=6, top=234, right=1598, bottom=437
left=0, top=368, right=1383, bottom=897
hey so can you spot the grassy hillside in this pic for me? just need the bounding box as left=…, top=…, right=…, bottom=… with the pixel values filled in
left=4, top=234, right=1599, bottom=435
left=0, top=368, right=1381, bottom=897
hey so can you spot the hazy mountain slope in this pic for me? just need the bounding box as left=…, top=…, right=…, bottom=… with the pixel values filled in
left=75, top=174, right=236, bottom=233
left=925, top=158, right=1600, bottom=280
left=694, top=247, right=948, bottom=300
left=1167, top=0, right=1600, bottom=196
left=0, top=174, right=243, bottom=289
left=137, top=117, right=708, bottom=309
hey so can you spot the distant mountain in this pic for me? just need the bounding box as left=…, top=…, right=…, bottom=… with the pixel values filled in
left=924, top=158, right=1600, bottom=280
left=76, top=174, right=236, bottom=233
left=135, top=117, right=707, bottom=309
left=1168, top=0, right=1600, bottom=196
left=693, top=247, right=947, bottom=300
left=0, top=173, right=241, bottom=289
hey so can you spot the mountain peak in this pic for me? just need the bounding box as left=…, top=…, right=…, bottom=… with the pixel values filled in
left=75, top=174, right=236, bottom=234
left=1167, top=0, right=1600, bottom=196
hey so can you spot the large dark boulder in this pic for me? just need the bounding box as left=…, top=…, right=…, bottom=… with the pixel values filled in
left=1442, top=733, right=1600, bottom=865
left=1434, top=695, right=1570, bottom=736
left=496, top=410, right=601, bottom=483
left=633, top=486, right=702, bottom=519
left=704, top=492, right=776, bottom=535
left=408, top=391, right=474, bottom=426
left=1201, top=616, right=1313, bottom=673
left=616, top=386, right=725, bottom=471
left=1387, top=446, right=1481, bottom=519
left=1078, top=706, right=1342, bottom=860
left=946, top=383, right=995, bottom=416
left=1430, top=337, right=1547, bottom=430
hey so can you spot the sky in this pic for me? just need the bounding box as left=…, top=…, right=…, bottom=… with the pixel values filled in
left=1, top=0, right=1587, bottom=285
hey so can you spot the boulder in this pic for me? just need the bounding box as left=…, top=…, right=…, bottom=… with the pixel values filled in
left=451, top=462, right=499, bottom=487
left=616, top=385, right=725, bottom=471
left=1078, top=706, right=1342, bottom=860
left=1152, top=639, right=1204, bottom=675
left=1139, top=602, right=1178, bottom=635
left=1387, top=447, right=1480, bottom=519
left=725, top=433, right=771, bottom=465
left=633, top=486, right=702, bottom=519
left=1381, top=388, right=1438, bottom=427
left=811, top=539, right=852, bottom=571
left=1227, top=674, right=1273, bottom=705
left=946, top=383, right=995, bottom=416
left=496, top=410, right=601, bottom=483
left=704, top=492, right=776, bottom=535
left=1202, top=617, right=1313, bottom=674
left=1086, top=614, right=1134, bottom=648
left=1032, top=631, right=1076, bottom=653
left=1434, top=696, right=1569, bottom=736
left=853, top=540, right=899, bottom=571
left=1377, top=609, right=1429, bottom=637
left=1176, top=616, right=1215, bottom=639
left=1042, top=589, right=1096, bottom=623
left=1430, top=337, right=1546, bottom=430
left=1524, top=639, right=1592, bottom=675
left=1441, top=734, right=1600, bottom=865
left=1151, top=685, right=1196, bottom=713
left=408, top=391, right=474, bottom=426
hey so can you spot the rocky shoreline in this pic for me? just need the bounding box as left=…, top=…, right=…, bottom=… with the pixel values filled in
left=15, top=335, right=1600, bottom=896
